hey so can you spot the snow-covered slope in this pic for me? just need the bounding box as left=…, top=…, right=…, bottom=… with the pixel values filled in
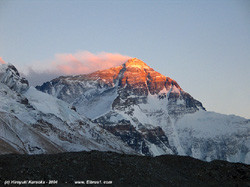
left=0, top=63, right=134, bottom=155
left=176, top=111, right=250, bottom=163
left=37, top=58, right=250, bottom=164
left=0, top=63, right=29, bottom=93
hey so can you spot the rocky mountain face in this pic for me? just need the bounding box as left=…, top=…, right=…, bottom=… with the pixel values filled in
left=0, top=64, right=29, bottom=93
left=37, top=58, right=204, bottom=116
left=0, top=63, right=134, bottom=155
left=37, top=58, right=250, bottom=164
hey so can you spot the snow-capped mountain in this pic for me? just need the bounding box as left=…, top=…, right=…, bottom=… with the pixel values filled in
left=0, top=63, right=134, bottom=155
left=37, top=58, right=250, bottom=164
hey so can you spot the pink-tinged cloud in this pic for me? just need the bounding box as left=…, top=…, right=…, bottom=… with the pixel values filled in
left=0, top=57, right=6, bottom=64
left=53, top=51, right=131, bottom=75
left=24, top=51, right=132, bottom=86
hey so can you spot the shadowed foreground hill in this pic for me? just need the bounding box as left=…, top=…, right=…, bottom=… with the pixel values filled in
left=0, top=151, right=249, bottom=186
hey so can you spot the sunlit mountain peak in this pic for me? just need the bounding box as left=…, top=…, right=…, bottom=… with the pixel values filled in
left=124, top=58, right=150, bottom=69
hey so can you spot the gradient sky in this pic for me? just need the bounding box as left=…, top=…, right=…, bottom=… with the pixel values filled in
left=0, top=0, right=249, bottom=118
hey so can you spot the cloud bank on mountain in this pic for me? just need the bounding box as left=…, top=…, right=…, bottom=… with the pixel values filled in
left=23, top=51, right=131, bottom=86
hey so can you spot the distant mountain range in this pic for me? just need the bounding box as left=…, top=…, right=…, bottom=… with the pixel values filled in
left=35, top=58, right=250, bottom=164
left=0, top=58, right=249, bottom=164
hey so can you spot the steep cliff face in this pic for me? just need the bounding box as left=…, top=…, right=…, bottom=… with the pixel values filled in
left=0, top=63, right=134, bottom=155
left=0, top=64, right=29, bottom=93
left=37, top=58, right=250, bottom=164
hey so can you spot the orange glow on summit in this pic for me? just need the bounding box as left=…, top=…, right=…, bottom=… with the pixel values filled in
left=125, top=58, right=150, bottom=69
left=74, top=57, right=182, bottom=95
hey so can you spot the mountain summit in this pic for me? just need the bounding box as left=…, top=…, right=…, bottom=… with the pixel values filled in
left=37, top=58, right=249, bottom=163
left=125, top=58, right=150, bottom=69
left=37, top=58, right=204, bottom=113
left=119, top=57, right=183, bottom=96
left=85, top=57, right=183, bottom=96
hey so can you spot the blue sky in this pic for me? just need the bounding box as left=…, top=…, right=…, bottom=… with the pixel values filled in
left=0, top=0, right=249, bottom=118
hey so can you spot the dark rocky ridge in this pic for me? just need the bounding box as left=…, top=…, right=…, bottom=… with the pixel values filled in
left=0, top=151, right=249, bottom=186
left=96, top=118, right=175, bottom=156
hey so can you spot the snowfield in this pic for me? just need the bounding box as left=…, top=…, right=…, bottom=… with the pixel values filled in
left=0, top=63, right=135, bottom=155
